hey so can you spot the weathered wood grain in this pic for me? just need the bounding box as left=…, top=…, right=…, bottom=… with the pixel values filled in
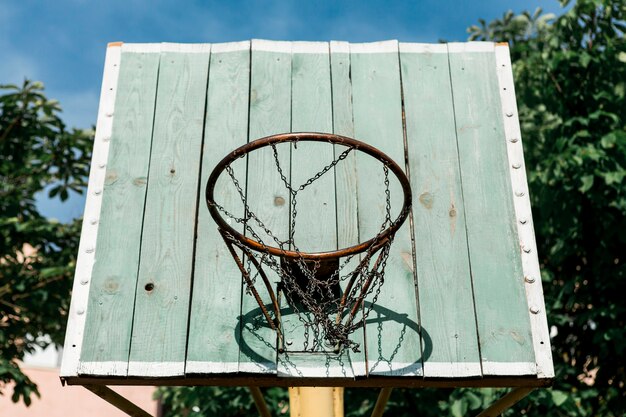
left=448, top=43, right=536, bottom=375
left=239, top=40, right=292, bottom=374
left=350, top=41, right=422, bottom=376
left=186, top=42, right=251, bottom=375
left=128, top=45, right=211, bottom=377
left=61, top=43, right=122, bottom=378
left=399, top=43, right=482, bottom=378
left=329, top=40, right=367, bottom=377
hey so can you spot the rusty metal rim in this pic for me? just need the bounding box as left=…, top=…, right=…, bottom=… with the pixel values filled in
left=206, top=132, right=412, bottom=261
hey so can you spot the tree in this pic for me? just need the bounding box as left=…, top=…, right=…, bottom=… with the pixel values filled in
left=0, top=81, right=92, bottom=405
left=160, top=1, right=626, bottom=415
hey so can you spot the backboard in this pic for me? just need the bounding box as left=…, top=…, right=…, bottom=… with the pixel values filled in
left=61, top=40, right=553, bottom=390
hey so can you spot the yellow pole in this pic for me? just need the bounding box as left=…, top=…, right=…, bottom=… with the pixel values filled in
left=289, top=387, right=344, bottom=417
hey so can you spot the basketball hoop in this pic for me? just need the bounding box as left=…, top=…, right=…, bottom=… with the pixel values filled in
left=206, top=133, right=412, bottom=352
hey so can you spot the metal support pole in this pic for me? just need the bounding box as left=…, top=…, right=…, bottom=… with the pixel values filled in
left=475, top=387, right=534, bottom=417
left=249, top=386, right=273, bottom=417
left=83, top=384, right=154, bottom=417
left=370, top=387, right=393, bottom=417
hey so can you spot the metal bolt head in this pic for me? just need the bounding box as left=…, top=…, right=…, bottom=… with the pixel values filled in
left=102, top=136, right=111, bottom=142
left=286, top=339, right=293, bottom=346
left=105, top=112, right=114, bottom=117
left=523, top=246, right=532, bottom=253
left=519, top=218, right=528, bottom=224
left=85, top=247, right=95, bottom=254
left=515, top=190, right=525, bottom=197
left=77, top=308, right=85, bottom=315
left=90, top=218, right=98, bottom=225
left=525, top=276, right=536, bottom=283
left=94, top=189, right=102, bottom=196
left=80, top=278, right=89, bottom=285
left=99, top=163, right=106, bottom=169
left=506, top=111, right=514, bottom=117
left=530, top=306, right=540, bottom=314
left=512, top=163, right=521, bottom=169
left=509, top=137, right=519, bottom=143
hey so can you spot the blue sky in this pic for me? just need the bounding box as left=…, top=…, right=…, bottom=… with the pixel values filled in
left=1, top=0, right=565, bottom=221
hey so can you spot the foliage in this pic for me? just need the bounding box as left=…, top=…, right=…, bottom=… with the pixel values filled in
left=0, top=80, right=92, bottom=404
left=160, top=0, right=625, bottom=416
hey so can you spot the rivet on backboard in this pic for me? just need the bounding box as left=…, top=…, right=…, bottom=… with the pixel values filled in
left=99, top=163, right=106, bottom=169
left=515, top=190, right=525, bottom=197
left=525, top=276, right=536, bottom=283
left=77, top=308, right=85, bottom=315
left=512, top=163, right=521, bottom=169
left=90, top=218, right=98, bottom=225
left=106, top=112, right=114, bottom=117
left=509, top=137, right=519, bottom=143
left=102, top=136, right=111, bottom=142
left=519, top=218, right=528, bottom=224
left=80, top=278, right=89, bottom=285
left=94, top=189, right=102, bottom=196
left=506, top=111, right=514, bottom=117
left=530, top=306, right=540, bottom=314
left=523, top=246, right=532, bottom=253
left=85, top=247, right=95, bottom=254
left=286, top=339, right=293, bottom=346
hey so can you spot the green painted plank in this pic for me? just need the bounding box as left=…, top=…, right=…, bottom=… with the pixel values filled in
left=278, top=42, right=352, bottom=377
left=448, top=44, right=535, bottom=375
left=79, top=50, right=160, bottom=376
left=128, top=46, right=210, bottom=377
left=329, top=41, right=366, bottom=377
left=239, top=40, right=292, bottom=374
left=186, top=43, right=250, bottom=375
left=350, top=41, right=422, bottom=376
left=399, top=44, right=481, bottom=378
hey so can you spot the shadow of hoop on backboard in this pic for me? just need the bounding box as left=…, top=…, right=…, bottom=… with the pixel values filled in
left=235, top=301, right=432, bottom=376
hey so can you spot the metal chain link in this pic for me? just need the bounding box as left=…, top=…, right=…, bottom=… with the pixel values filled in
left=211, top=141, right=397, bottom=353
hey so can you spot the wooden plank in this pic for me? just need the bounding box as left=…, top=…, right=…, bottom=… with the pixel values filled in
left=494, top=43, right=554, bottom=378
left=277, top=41, right=356, bottom=378
left=350, top=41, right=422, bottom=376
left=185, top=41, right=251, bottom=375
left=329, top=40, right=367, bottom=377
left=402, top=44, right=476, bottom=377
left=399, top=42, right=482, bottom=378
left=60, top=43, right=122, bottom=378
left=79, top=48, right=161, bottom=376
left=127, top=44, right=211, bottom=377
left=448, top=42, right=536, bottom=375
left=238, top=39, right=292, bottom=374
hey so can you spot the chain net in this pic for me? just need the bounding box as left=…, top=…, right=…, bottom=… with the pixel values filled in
left=209, top=141, right=401, bottom=353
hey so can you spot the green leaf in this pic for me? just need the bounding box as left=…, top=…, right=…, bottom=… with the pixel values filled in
left=551, top=390, right=569, bottom=406
left=579, top=175, right=594, bottom=193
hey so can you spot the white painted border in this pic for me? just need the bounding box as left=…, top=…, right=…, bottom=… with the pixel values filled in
left=238, top=362, right=277, bottom=374
left=122, top=43, right=161, bottom=53
left=212, top=41, right=250, bottom=53
left=423, top=362, right=482, bottom=378
left=292, top=41, right=328, bottom=54
left=127, top=362, right=185, bottom=377
left=60, top=43, right=122, bottom=378
left=350, top=40, right=398, bottom=53
left=399, top=43, right=447, bottom=54
left=185, top=361, right=239, bottom=374
left=329, top=40, right=349, bottom=54
left=448, top=41, right=495, bottom=53
left=494, top=43, right=555, bottom=379
left=161, top=43, right=211, bottom=53
left=368, top=362, right=423, bottom=377
left=482, top=361, right=537, bottom=376
left=252, top=39, right=292, bottom=53
left=77, top=361, right=128, bottom=376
